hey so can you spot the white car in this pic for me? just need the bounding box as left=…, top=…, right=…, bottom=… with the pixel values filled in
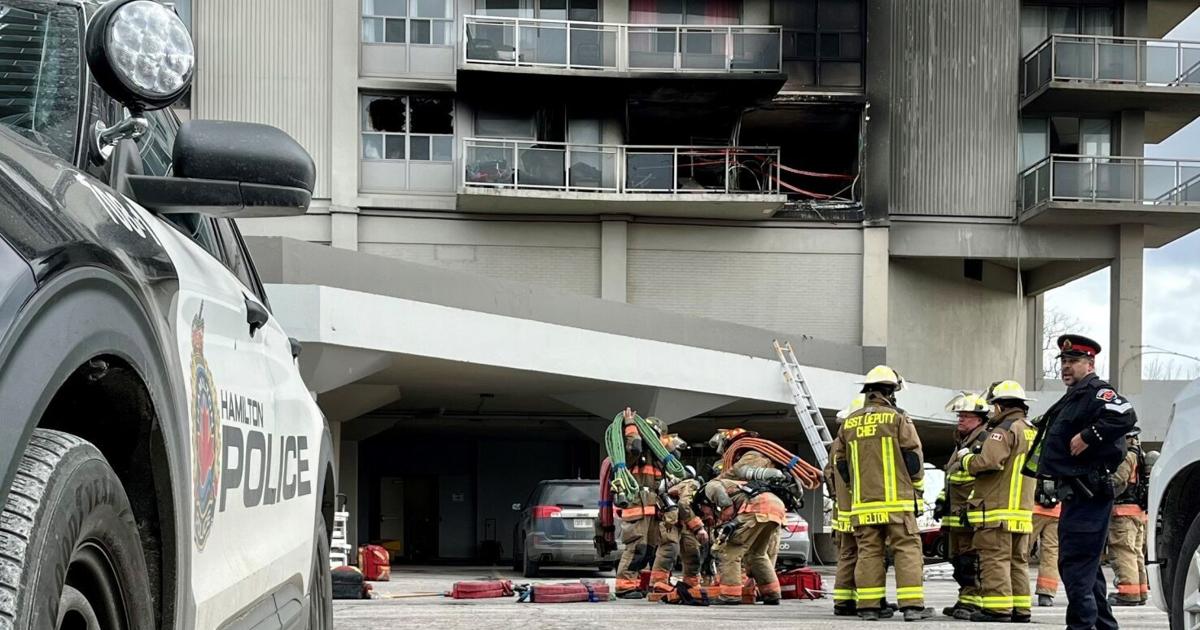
left=1148, top=379, right=1200, bottom=628
left=0, top=0, right=334, bottom=628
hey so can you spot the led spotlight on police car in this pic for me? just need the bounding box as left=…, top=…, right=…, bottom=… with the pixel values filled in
left=85, top=0, right=194, bottom=112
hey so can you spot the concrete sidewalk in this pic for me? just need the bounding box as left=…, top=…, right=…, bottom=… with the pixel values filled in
left=334, top=565, right=1169, bottom=630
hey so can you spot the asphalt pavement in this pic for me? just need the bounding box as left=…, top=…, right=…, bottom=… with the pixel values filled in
left=333, top=563, right=1169, bottom=629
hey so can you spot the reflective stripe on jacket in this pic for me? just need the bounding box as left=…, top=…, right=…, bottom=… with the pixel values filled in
left=963, top=408, right=1036, bottom=532
left=832, top=393, right=924, bottom=527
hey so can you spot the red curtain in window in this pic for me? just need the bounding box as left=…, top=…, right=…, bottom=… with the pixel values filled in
left=629, top=0, right=656, bottom=24
left=629, top=0, right=741, bottom=25
left=703, top=0, right=738, bottom=25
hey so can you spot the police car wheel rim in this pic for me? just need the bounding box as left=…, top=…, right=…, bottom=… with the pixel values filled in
left=62, top=543, right=130, bottom=630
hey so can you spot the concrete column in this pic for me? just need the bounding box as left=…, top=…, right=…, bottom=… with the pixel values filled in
left=862, top=0, right=893, bottom=223
left=330, top=0, right=361, bottom=251
left=1110, top=224, right=1144, bottom=394
left=600, top=217, right=628, bottom=302
left=339, top=440, right=360, bottom=554
left=330, top=210, right=359, bottom=251
left=1026, top=293, right=1045, bottom=391
left=1118, top=111, right=1145, bottom=157
left=861, top=226, right=889, bottom=369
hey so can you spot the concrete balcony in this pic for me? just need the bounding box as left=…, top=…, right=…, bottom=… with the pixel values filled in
left=459, top=138, right=786, bottom=218
left=1018, top=154, right=1200, bottom=229
left=1020, top=34, right=1200, bottom=141
left=456, top=15, right=786, bottom=105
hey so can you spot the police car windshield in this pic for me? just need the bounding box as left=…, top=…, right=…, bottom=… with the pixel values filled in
left=0, top=1, right=82, bottom=163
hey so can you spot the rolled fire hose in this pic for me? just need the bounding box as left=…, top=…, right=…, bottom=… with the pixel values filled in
left=722, top=437, right=823, bottom=490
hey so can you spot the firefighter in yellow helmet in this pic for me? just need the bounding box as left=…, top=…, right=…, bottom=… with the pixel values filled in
left=831, top=365, right=932, bottom=621
left=958, top=380, right=1037, bottom=622
left=938, top=392, right=991, bottom=619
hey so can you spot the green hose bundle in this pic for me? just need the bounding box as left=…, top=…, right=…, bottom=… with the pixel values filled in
left=603, top=412, right=690, bottom=508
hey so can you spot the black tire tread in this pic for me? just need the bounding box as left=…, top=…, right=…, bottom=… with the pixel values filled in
left=0, top=430, right=90, bottom=630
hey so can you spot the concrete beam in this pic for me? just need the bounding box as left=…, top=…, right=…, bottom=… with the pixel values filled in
left=563, top=419, right=608, bottom=444
left=553, top=387, right=736, bottom=425
left=890, top=221, right=1117, bottom=260
left=317, top=383, right=403, bottom=423
left=298, top=345, right=391, bottom=394
left=1023, top=260, right=1110, bottom=295
left=1111, top=224, right=1145, bottom=394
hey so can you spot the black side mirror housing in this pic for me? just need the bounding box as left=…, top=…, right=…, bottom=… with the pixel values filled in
left=127, top=120, right=315, bottom=218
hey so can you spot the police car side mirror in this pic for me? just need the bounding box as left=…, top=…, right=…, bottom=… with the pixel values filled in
left=85, top=0, right=194, bottom=159
left=125, top=120, right=316, bottom=218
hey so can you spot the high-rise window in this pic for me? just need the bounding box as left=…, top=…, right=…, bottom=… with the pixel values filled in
left=362, top=0, right=453, bottom=45
left=775, top=0, right=863, bottom=90
left=1020, top=4, right=1114, bottom=57
left=361, top=94, right=454, bottom=162
left=1019, top=115, right=1113, bottom=170
left=629, top=0, right=742, bottom=25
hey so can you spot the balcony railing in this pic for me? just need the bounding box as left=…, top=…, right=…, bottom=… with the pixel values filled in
left=1021, top=33, right=1200, bottom=99
left=1018, top=154, right=1200, bottom=210
left=462, top=15, right=782, bottom=73
left=462, top=138, right=781, bottom=195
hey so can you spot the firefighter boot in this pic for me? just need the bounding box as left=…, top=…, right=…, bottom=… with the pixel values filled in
left=835, top=601, right=859, bottom=617
left=1037, top=594, right=1054, bottom=607
left=904, top=608, right=935, bottom=622
left=970, top=610, right=1012, bottom=622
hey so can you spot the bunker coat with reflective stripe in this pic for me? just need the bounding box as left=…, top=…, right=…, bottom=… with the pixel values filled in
left=963, top=408, right=1036, bottom=532
left=943, top=424, right=989, bottom=529
left=832, top=393, right=925, bottom=527
left=826, top=436, right=853, bottom=532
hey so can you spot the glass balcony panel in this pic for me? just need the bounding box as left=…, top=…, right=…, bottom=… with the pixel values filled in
left=517, top=145, right=566, bottom=187
left=681, top=30, right=727, bottom=70
left=1142, top=162, right=1177, bottom=201
left=1093, top=161, right=1135, bottom=201
left=1052, top=160, right=1092, bottom=199
left=1096, top=40, right=1136, bottom=82
left=569, top=24, right=617, bottom=67
left=732, top=29, right=779, bottom=71
left=626, top=152, right=674, bottom=190
left=466, top=21, right=517, bottom=62
left=1180, top=45, right=1200, bottom=85
left=518, top=23, right=568, bottom=65
left=1143, top=42, right=1177, bottom=84
left=465, top=142, right=515, bottom=185
left=568, top=147, right=616, bottom=190
left=1054, top=39, right=1095, bottom=79
left=627, top=28, right=677, bottom=69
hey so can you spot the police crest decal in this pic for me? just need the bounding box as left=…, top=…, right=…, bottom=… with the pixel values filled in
left=190, top=304, right=221, bottom=550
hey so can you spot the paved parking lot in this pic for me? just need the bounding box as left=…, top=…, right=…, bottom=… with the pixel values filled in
left=333, top=564, right=1170, bottom=629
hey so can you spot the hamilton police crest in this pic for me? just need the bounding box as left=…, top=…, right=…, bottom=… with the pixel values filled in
left=190, top=304, right=221, bottom=550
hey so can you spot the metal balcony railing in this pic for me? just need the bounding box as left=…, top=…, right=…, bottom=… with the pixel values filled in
left=1018, top=154, right=1200, bottom=210
left=1021, top=33, right=1200, bottom=99
left=462, top=15, right=782, bottom=73
left=462, top=138, right=781, bottom=195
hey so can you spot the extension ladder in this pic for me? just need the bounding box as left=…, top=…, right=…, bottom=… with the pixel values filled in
left=772, top=340, right=834, bottom=469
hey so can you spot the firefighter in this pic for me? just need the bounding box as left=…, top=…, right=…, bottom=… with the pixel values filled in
left=695, top=476, right=785, bottom=605
left=650, top=453, right=708, bottom=592
left=614, top=408, right=666, bottom=599
left=832, top=365, right=931, bottom=621
left=1107, top=428, right=1149, bottom=606
left=1030, top=435, right=1062, bottom=608
left=959, top=380, right=1036, bottom=622
left=938, top=392, right=990, bottom=620
left=1023, top=335, right=1136, bottom=630
left=710, top=427, right=785, bottom=577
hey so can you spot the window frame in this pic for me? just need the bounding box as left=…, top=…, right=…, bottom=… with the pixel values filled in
left=212, top=217, right=272, bottom=309
left=360, top=93, right=455, bottom=164
left=773, top=0, right=864, bottom=90
left=361, top=0, right=454, bottom=46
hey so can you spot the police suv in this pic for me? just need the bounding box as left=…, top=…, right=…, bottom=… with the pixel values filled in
left=0, top=1, right=335, bottom=628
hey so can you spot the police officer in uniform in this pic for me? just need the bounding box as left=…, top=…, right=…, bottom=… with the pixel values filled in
left=1023, top=335, right=1137, bottom=630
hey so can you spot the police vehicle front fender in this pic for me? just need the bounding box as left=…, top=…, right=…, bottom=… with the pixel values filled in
left=0, top=264, right=193, bottom=626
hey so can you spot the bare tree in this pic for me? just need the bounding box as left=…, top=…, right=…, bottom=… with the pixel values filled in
left=1043, top=307, right=1084, bottom=378
left=1144, top=356, right=1200, bottom=381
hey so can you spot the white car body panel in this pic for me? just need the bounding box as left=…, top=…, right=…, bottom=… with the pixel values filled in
left=1148, top=378, right=1200, bottom=612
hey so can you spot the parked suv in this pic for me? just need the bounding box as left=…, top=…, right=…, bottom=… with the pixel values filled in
left=1148, top=379, right=1200, bottom=629
left=512, top=479, right=617, bottom=577
left=0, top=1, right=334, bottom=628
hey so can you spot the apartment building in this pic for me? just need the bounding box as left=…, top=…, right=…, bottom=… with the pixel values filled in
left=186, top=0, right=1200, bottom=562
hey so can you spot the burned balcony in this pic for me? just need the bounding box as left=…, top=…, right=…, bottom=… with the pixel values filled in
left=459, top=139, right=786, bottom=217
left=1018, top=154, right=1200, bottom=227
left=1020, top=34, right=1200, bottom=141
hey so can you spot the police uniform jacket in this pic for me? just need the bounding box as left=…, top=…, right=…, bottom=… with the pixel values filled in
left=1026, top=373, right=1137, bottom=480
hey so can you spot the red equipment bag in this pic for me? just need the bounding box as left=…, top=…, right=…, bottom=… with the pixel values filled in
left=638, top=569, right=651, bottom=592
left=358, top=545, right=391, bottom=581
left=450, top=580, right=515, bottom=599
left=778, top=568, right=824, bottom=600
left=526, top=580, right=610, bottom=603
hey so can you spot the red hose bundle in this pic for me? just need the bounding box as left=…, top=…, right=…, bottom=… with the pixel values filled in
left=722, top=438, right=823, bottom=490
left=450, top=580, right=515, bottom=599
left=595, top=458, right=616, bottom=556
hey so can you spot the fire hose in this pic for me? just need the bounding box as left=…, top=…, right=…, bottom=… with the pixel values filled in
left=721, top=437, right=823, bottom=490
left=595, top=457, right=617, bottom=556
left=603, top=412, right=690, bottom=509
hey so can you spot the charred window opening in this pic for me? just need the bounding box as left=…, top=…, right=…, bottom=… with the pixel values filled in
left=739, top=103, right=862, bottom=206
left=774, top=0, right=864, bottom=91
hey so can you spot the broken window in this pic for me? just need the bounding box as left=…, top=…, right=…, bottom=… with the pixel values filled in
left=361, top=94, right=454, bottom=162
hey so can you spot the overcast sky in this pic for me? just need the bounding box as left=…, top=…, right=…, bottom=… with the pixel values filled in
left=1044, top=9, right=1200, bottom=381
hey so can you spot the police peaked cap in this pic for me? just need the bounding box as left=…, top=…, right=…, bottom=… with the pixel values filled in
left=1056, top=334, right=1102, bottom=358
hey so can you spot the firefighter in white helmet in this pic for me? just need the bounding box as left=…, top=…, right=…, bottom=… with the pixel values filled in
left=939, top=392, right=991, bottom=619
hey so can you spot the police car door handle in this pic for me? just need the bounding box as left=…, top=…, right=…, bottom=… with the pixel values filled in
left=244, top=295, right=269, bottom=338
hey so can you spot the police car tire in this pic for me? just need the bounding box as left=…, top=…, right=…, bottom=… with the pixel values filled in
left=0, top=429, right=153, bottom=629
left=309, top=517, right=333, bottom=629
left=1170, top=511, right=1200, bottom=630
